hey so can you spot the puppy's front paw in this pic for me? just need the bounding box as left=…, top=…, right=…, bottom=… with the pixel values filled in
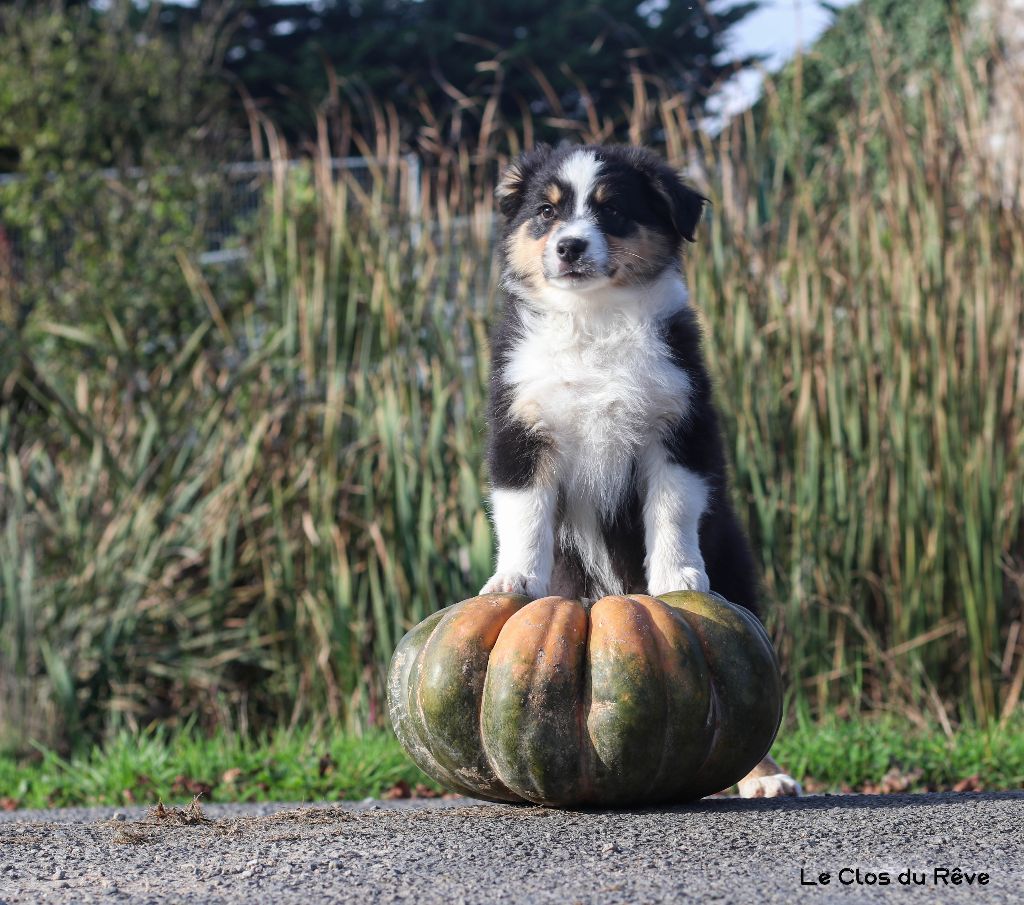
left=649, top=564, right=711, bottom=597
left=738, top=773, right=802, bottom=799
left=480, top=573, right=543, bottom=597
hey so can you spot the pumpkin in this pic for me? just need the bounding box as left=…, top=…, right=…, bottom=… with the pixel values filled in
left=386, top=590, right=782, bottom=806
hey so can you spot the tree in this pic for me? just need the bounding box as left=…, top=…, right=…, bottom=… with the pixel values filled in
left=0, top=0, right=240, bottom=375
left=0, top=0, right=235, bottom=174
left=165, top=0, right=761, bottom=148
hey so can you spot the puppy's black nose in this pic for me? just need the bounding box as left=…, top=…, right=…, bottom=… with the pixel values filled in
left=556, top=236, right=588, bottom=263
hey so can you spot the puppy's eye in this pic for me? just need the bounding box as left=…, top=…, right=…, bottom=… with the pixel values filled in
left=603, top=204, right=625, bottom=220
left=538, top=204, right=555, bottom=220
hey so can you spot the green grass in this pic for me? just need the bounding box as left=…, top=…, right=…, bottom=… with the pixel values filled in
left=774, top=714, right=1024, bottom=793
left=1, top=14, right=1022, bottom=749
left=0, top=726, right=443, bottom=810
left=2, top=717, right=1021, bottom=810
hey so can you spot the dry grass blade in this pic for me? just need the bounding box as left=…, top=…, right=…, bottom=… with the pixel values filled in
left=144, top=797, right=211, bottom=826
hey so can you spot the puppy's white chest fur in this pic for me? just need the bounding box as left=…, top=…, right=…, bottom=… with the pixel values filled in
left=506, top=308, right=691, bottom=515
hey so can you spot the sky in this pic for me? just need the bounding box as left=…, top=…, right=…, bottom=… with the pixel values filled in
left=722, top=0, right=856, bottom=69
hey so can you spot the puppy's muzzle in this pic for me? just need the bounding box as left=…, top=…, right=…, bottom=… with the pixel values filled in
left=556, top=236, right=588, bottom=264
left=545, top=223, right=610, bottom=283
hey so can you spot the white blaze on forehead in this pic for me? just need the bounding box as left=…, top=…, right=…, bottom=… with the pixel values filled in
left=558, top=150, right=602, bottom=219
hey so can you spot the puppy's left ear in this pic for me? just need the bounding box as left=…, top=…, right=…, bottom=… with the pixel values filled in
left=495, top=144, right=552, bottom=218
left=653, top=168, right=708, bottom=243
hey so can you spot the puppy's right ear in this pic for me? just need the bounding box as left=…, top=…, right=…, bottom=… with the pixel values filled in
left=495, top=144, right=552, bottom=218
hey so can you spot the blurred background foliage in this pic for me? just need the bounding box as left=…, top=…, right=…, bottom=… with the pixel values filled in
left=0, top=0, right=1022, bottom=753
left=0, top=0, right=242, bottom=380
left=770, top=0, right=971, bottom=152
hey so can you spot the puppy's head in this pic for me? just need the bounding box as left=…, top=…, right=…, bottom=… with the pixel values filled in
left=496, top=144, right=706, bottom=296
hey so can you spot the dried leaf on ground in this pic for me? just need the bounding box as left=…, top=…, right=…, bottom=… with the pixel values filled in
left=221, top=767, right=244, bottom=785
left=862, top=767, right=923, bottom=795
left=170, top=775, right=214, bottom=799
left=382, top=780, right=411, bottom=800
left=952, top=774, right=984, bottom=792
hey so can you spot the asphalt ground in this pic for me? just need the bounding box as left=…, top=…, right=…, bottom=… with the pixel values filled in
left=0, top=792, right=1021, bottom=904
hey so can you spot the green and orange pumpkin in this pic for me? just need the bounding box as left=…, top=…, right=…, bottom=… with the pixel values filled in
left=386, top=590, right=782, bottom=806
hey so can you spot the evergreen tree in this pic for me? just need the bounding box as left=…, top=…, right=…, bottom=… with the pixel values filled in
left=166, top=0, right=760, bottom=146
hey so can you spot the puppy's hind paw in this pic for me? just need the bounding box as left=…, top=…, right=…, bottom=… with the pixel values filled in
left=738, top=773, right=803, bottom=799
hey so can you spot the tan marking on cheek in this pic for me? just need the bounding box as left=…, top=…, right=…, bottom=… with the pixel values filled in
left=508, top=221, right=551, bottom=285
left=608, top=225, right=673, bottom=285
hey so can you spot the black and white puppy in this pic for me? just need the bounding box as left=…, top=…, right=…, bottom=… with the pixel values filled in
left=481, top=143, right=799, bottom=798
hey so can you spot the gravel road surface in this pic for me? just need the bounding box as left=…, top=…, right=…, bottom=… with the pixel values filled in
left=1, top=792, right=1021, bottom=904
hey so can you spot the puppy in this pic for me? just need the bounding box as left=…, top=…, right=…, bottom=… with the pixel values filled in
left=481, top=143, right=800, bottom=799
